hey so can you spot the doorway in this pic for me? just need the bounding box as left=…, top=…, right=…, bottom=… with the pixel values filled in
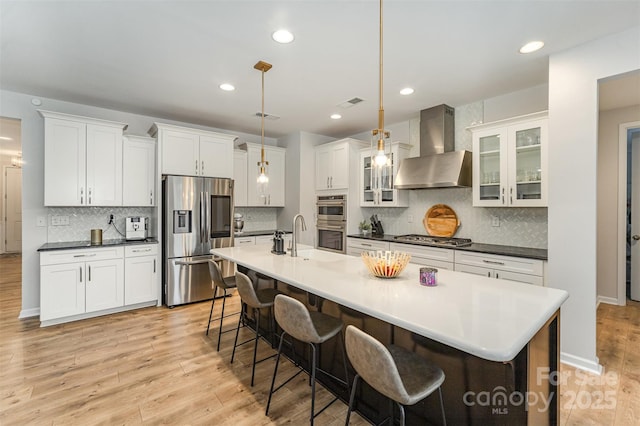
left=629, top=129, right=640, bottom=300
left=0, top=117, right=22, bottom=254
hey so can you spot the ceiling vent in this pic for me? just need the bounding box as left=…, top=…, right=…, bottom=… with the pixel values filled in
left=337, top=97, right=364, bottom=109
left=254, top=112, right=280, bottom=120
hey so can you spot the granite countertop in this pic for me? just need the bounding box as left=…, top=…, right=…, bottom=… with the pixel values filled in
left=234, top=230, right=292, bottom=237
left=38, top=238, right=159, bottom=252
left=347, top=233, right=548, bottom=260
left=211, top=244, right=567, bottom=362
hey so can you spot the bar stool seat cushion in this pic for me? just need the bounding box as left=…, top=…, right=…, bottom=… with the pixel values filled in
left=345, top=325, right=445, bottom=406
left=274, top=294, right=343, bottom=345
left=254, top=288, right=281, bottom=309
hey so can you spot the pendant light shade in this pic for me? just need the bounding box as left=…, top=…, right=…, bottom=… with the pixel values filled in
left=371, top=0, right=392, bottom=196
left=254, top=60, right=272, bottom=198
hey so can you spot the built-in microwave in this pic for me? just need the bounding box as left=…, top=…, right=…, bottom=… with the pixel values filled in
left=317, top=194, right=346, bottom=222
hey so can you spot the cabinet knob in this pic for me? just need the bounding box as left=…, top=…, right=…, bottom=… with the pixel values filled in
left=633, top=235, right=640, bottom=241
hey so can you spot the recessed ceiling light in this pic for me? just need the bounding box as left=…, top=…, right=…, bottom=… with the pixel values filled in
left=272, top=29, right=294, bottom=44
left=519, top=41, right=544, bottom=54
left=330, top=114, right=342, bottom=120
left=400, top=87, right=414, bottom=95
left=219, top=83, right=235, bottom=91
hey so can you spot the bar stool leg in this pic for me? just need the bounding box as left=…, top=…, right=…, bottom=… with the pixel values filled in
left=230, top=302, right=245, bottom=364
left=345, top=374, right=360, bottom=426
left=438, top=387, right=447, bottom=426
left=250, top=308, right=261, bottom=386
left=310, top=342, right=317, bottom=426
left=266, top=332, right=286, bottom=416
left=397, top=402, right=406, bottom=426
left=206, top=292, right=216, bottom=335
left=216, top=288, right=227, bottom=351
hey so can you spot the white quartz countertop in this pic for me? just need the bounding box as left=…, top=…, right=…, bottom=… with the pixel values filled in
left=211, top=245, right=569, bottom=362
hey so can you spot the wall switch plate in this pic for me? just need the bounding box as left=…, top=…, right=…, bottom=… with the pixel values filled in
left=51, top=216, right=60, bottom=226
left=492, top=216, right=500, bottom=227
left=36, top=216, right=46, bottom=227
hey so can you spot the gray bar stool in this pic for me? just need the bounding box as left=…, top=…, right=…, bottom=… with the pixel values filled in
left=344, top=325, right=447, bottom=426
left=205, top=260, right=239, bottom=351
left=266, top=294, right=349, bottom=425
left=231, top=271, right=281, bottom=386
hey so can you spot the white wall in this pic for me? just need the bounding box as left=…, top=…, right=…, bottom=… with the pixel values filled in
left=597, top=105, right=640, bottom=302
left=548, top=26, right=640, bottom=373
left=483, top=83, right=549, bottom=123
left=0, top=90, right=274, bottom=318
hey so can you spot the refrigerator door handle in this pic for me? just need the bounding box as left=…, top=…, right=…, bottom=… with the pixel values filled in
left=200, top=191, right=205, bottom=243
left=205, top=191, right=210, bottom=242
left=175, top=259, right=211, bottom=266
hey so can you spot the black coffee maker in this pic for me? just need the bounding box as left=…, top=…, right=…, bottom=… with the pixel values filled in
left=272, top=230, right=286, bottom=255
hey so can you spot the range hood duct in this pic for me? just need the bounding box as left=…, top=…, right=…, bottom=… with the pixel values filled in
left=394, top=104, right=472, bottom=189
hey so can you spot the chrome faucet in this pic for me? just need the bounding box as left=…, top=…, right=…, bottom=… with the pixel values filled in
left=291, top=214, right=307, bottom=257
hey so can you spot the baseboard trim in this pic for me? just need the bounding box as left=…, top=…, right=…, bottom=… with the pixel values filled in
left=597, top=295, right=620, bottom=306
left=19, top=307, right=40, bottom=319
left=560, top=352, right=603, bottom=375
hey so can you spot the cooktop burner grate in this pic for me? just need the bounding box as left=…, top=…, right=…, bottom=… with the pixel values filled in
left=394, top=234, right=472, bottom=247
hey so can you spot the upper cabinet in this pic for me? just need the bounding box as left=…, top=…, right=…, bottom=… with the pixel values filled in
left=233, top=150, right=248, bottom=207
left=470, top=111, right=548, bottom=207
left=40, top=110, right=126, bottom=206
left=315, top=138, right=367, bottom=191
left=359, top=143, right=410, bottom=207
left=150, top=123, right=236, bottom=178
left=238, top=143, right=286, bottom=207
left=123, top=135, right=157, bottom=206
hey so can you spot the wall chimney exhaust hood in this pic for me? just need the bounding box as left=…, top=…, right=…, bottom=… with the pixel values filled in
left=394, top=104, right=472, bottom=189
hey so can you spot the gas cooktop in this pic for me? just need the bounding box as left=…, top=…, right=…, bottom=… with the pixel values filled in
left=394, top=234, right=472, bottom=247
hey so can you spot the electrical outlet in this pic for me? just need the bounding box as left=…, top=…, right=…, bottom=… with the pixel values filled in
left=407, top=214, right=414, bottom=223
left=36, top=216, right=46, bottom=227
left=60, top=215, right=69, bottom=225
left=51, top=215, right=60, bottom=226
left=492, top=216, right=500, bottom=227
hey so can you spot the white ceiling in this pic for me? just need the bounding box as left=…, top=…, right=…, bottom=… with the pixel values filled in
left=1, top=1, right=639, bottom=139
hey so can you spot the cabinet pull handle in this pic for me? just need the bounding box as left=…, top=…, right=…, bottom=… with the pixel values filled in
left=510, top=187, right=513, bottom=204
left=327, top=177, right=329, bottom=188
left=268, top=194, right=271, bottom=205
left=88, top=188, right=92, bottom=205
left=80, top=187, right=84, bottom=205
left=195, top=160, right=198, bottom=173
left=80, top=267, right=82, bottom=282
left=88, top=265, right=91, bottom=281
left=133, top=248, right=151, bottom=253
left=487, top=271, right=490, bottom=278
left=202, top=161, right=204, bottom=174
left=361, top=243, right=372, bottom=247
left=330, top=176, right=333, bottom=188
left=73, top=253, right=97, bottom=258
left=150, top=190, right=153, bottom=205
left=153, top=259, right=156, bottom=273
left=496, top=272, right=499, bottom=279
left=501, top=187, right=505, bottom=205
left=483, top=259, right=505, bottom=266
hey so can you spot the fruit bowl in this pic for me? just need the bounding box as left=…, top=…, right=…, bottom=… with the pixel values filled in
left=361, top=251, right=411, bottom=278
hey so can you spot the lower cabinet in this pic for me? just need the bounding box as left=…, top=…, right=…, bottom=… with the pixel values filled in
left=389, top=242, right=454, bottom=271
left=454, top=251, right=544, bottom=286
left=346, top=237, right=389, bottom=256
left=235, top=234, right=292, bottom=249
left=124, top=245, right=158, bottom=305
left=40, top=244, right=159, bottom=325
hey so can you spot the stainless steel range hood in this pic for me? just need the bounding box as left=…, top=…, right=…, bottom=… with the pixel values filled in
left=394, top=104, right=472, bottom=189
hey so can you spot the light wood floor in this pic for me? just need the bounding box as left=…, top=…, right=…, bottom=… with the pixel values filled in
left=1, top=254, right=638, bottom=425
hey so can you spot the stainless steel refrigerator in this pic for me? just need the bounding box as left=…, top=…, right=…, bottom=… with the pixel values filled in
left=163, top=175, right=234, bottom=307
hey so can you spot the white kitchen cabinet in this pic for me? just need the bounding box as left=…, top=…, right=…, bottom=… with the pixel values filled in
left=233, top=150, right=248, bottom=207
left=470, top=111, right=548, bottom=207
left=234, top=236, right=256, bottom=246
left=316, top=141, right=350, bottom=190
left=40, top=111, right=126, bottom=206
left=239, top=143, right=286, bottom=207
left=150, top=123, right=236, bottom=178
left=85, top=258, right=125, bottom=312
left=454, top=250, right=544, bottom=286
left=389, top=242, right=454, bottom=270
left=124, top=245, right=158, bottom=305
left=123, top=135, right=156, bottom=206
left=255, top=235, right=274, bottom=245
left=359, top=143, right=410, bottom=207
left=346, top=237, right=389, bottom=256
left=40, top=246, right=125, bottom=323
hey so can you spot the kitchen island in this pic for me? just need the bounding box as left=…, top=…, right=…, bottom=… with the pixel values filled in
left=211, top=245, right=568, bottom=425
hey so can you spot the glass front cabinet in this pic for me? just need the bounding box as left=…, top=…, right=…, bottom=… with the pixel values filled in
left=359, top=143, right=410, bottom=207
left=470, top=112, right=548, bottom=207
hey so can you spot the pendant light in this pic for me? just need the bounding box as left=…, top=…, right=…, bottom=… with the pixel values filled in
left=254, top=60, right=272, bottom=198
left=371, top=0, right=392, bottom=196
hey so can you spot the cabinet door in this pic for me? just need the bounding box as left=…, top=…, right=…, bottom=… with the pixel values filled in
left=473, top=127, right=508, bottom=207
left=233, top=150, right=248, bottom=207
left=40, top=263, right=85, bottom=321
left=123, top=136, right=156, bottom=206
left=495, top=270, right=543, bottom=286
left=330, top=144, right=349, bottom=189
left=454, top=263, right=494, bottom=278
left=124, top=255, right=158, bottom=304
left=234, top=236, right=256, bottom=246
left=315, top=147, right=331, bottom=190
left=44, top=118, right=86, bottom=206
left=85, top=259, right=124, bottom=312
left=199, top=135, right=233, bottom=178
left=266, top=148, right=285, bottom=207
left=162, top=130, right=199, bottom=176
left=246, top=147, right=264, bottom=206
left=86, top=124, right=123, bottom=206
left=508, top=119, right=547, bottom=207
left=255, top=235, right=274, bottom=245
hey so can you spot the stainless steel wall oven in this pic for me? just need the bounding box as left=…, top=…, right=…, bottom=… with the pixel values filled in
left=316, top=195, right=347, bottom=253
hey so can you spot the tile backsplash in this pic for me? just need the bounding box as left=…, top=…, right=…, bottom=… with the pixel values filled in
left=234, top=207, right=278, bottom=232
left=47, top=207, right=157, bottom=242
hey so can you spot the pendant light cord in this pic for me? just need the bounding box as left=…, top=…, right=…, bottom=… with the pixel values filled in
left=261, top=67, right=265, bottom=166
left=378, top=0, right=384, bottom=134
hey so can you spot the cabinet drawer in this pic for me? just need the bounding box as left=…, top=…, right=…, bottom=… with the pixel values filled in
left=455, top=251, right=543, bottom=276
left=234, top=236, right=255, bottom=246
left=389, top=242, right=454, bottom=264
left=255, top=235, right=274, bottom=245
left=347, top=238, right=389, bottom=252
left=125, top=244, right=158, bottom=257
left=40, top=246, right=124, bottom=266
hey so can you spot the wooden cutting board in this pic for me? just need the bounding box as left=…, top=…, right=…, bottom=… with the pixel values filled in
left=423, top=204, right=460, bottom=237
